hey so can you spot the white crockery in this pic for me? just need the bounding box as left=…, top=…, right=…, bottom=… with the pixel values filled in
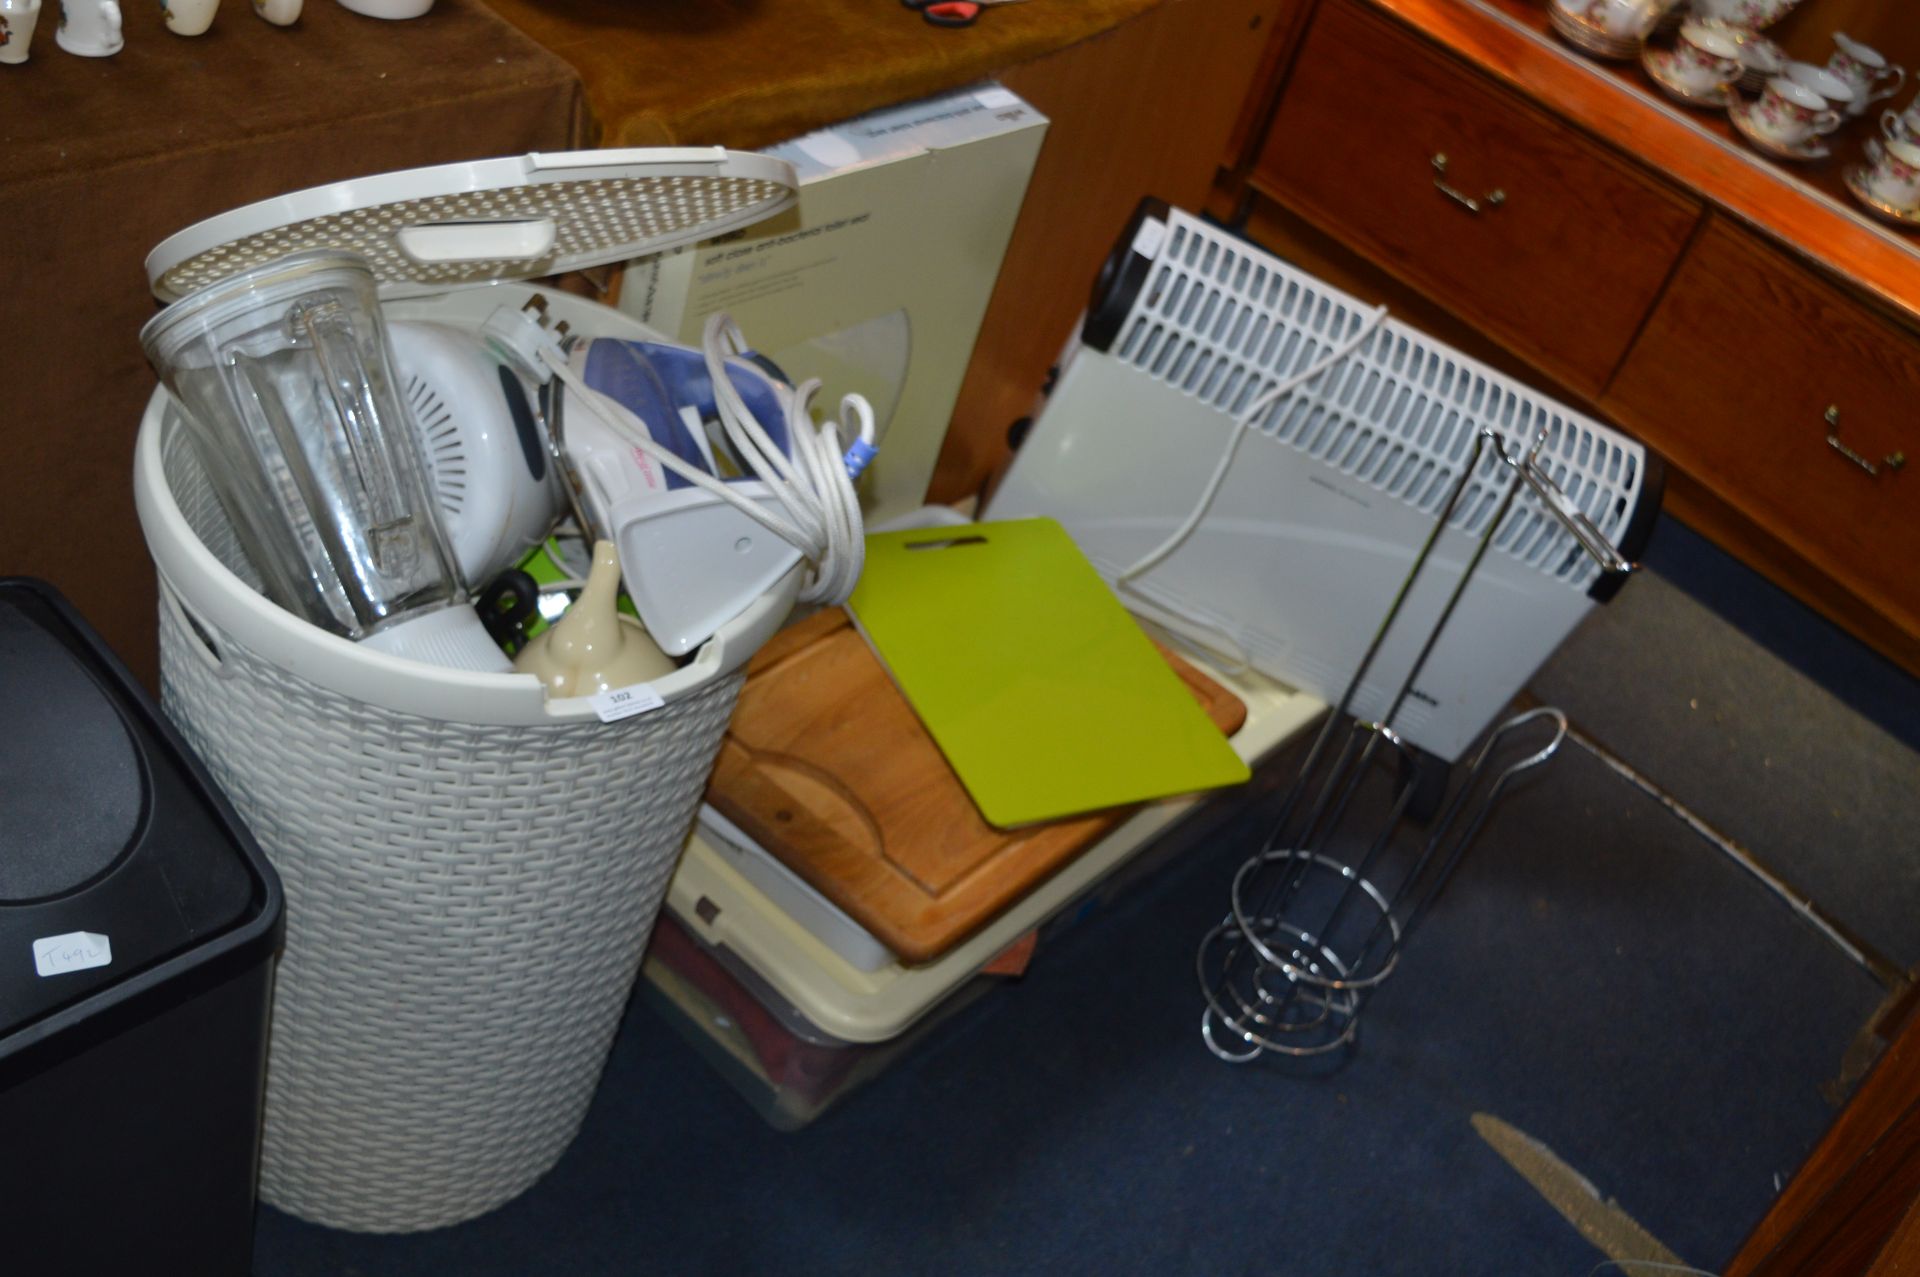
left=252, top=0, right=299, bottom=23
left=1670, top=18, right=1744, bottom=92
left=1730, top=28, right=1787, bottom=93
left=1688, top=0, right=1800, bottom=29
left=1580, top=0, right=1668, bottom=40
left=161, top=0, right=216, bottom=35
left=1752, top=77, right=1843, bottom=146
left=1864, top=135, right=1920, bottom=209
left=1829, top=32, right=1906, bottom=118
left=1883, top=98, right=1920, bottom=144
left=0, top=0, right=41, bottom=63
left=1736, top=31, right=1786, bottom=74
left=334, top=0, right=432, bottom=17
left=53, top=0, right=119, bottom=55
left=1785, top=61, right=1858, bottom=110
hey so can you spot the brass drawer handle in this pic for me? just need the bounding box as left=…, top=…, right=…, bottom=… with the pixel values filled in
left=1825, top=406, right=1906, bottom=478
left=1431, top=153, right=1505, bottom=214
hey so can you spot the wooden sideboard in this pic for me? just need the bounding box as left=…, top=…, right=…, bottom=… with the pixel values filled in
left=1221, top=0, right=1920, bottom=677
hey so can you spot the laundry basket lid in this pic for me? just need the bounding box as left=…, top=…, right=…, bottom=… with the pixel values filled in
left=145, top=148, right=797, bottom=303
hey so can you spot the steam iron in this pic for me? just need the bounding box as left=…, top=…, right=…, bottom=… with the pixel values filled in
left=547, top=336, right=810, bottom=656
left=391, top=295, right=868, bottom=661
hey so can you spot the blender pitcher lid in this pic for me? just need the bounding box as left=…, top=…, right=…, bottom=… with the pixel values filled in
left=145, top=148, right=799, bottom=303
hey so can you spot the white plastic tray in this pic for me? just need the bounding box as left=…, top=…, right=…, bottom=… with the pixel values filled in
left=663, top=658, right=1324, bottom=1044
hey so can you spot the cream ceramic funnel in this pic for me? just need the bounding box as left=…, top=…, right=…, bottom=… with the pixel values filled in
left=514, top=540, right=676, bottom=697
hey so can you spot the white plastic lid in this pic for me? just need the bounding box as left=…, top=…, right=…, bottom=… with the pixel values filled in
left=146, top=147, right=798, bottom=303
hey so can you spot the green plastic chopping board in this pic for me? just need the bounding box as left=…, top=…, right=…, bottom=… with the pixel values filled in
left=846, top=517, right=1249, bottom=828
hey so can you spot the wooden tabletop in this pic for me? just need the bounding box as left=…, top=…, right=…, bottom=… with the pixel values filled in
left=479, top=0, right=1162, bottom=151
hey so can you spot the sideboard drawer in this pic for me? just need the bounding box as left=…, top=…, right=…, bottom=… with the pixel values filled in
left=1606, top=217, right=1920, bottom=636
left=1252, top=0, right=1701, bottom=397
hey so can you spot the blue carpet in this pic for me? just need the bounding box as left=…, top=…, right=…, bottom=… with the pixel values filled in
left=1532, top=520, right=1920, bottom=973
left=252, top=733, right=1880, bottom=1275
left=1640, top=516, right=1920, bottom=757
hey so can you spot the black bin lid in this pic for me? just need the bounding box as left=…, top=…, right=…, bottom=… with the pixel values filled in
left=0, top=602, right=145, bottom=902
left=0, top=580, right=283, bottom=1065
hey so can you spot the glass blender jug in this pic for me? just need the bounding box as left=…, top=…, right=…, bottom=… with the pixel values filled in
left=142, top=250, right=505, bottom=669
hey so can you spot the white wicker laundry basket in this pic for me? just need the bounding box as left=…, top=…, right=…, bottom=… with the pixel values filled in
left=136, top=390, right=799, bottom=1232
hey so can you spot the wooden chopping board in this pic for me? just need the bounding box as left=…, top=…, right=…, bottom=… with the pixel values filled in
left=704, top=607, right=1247, bottom=966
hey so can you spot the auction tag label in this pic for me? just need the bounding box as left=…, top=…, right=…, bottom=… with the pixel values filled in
left=34, top=932, right=112, bottom=978
left=591, top=683, right=666, bottom=723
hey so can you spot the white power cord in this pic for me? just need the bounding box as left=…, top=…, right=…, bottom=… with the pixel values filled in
left=1112, top=304, right=1391, bottom=669
left=538, top=312, right=877, bottom=608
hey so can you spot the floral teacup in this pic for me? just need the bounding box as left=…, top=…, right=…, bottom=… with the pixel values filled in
left=1752, top=77, right=1843, bottom=147
left=1828, top=33, right=1906, bottom=118
left=1583, top=0, right=1670, bottom=39
left=1689, top=0, right=1800, bottom=30
left=1883, top=97, right=1920, bottom=145
left=1864, top=136, right=1920, bottom=209
left=1670, top=19, right=1744, bottom=92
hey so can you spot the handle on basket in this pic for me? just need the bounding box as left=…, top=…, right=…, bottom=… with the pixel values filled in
left=160, top=578, right=231, bottom=678
left=394, top=218, right=558, bottom=266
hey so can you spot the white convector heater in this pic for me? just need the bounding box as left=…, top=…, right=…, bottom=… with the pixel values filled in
left=986, top=199, right=1662, bottom=763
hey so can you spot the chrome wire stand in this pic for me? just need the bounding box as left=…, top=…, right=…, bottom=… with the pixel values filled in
left=1198, top=426, right=1629, bottom=1063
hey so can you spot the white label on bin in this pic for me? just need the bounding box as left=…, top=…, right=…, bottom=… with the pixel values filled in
left=591, top=683, right=665, bottom=723
left=33, top=932, right=112, bottom=978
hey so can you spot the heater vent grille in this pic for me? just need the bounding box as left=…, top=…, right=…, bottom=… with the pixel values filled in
left=1113, top=213, right=1644, bottom=590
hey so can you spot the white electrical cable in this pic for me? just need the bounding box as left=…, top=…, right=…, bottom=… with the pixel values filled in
left=1112, top=304, right=1391, bottom=670
left=538, top=313, right=877, bottom=608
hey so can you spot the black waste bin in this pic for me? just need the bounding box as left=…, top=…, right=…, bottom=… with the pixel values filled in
left=0, top=578, right=283, bottom=1275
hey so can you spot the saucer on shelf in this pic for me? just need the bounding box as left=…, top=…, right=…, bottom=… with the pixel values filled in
left=1549, top=4, right=1640, bottom=61
left=1843, top=164, right=1920, bottom=229
left=1642, top=46, right=1733, bottom=108
left=1727, top=94, right=1832, bottom=161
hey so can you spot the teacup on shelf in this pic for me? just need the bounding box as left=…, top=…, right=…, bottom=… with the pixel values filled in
left=1785, top=60, right=1858, bottom=113
left=1828, top=33, right=1906, bottom=119
left=1549, top=0, right=1656, bottom=59
left=1562, top=0, right=1674, bottom=41
left=1752, top=77, right=1843, bottom=147
left=1731, top=28, right=1787, bottom=94
left=1669, top=18, right=1745, bottom=94
left=1688, top=0, right=1801, bottom=30
left=1883, top=97, right=1920, bottom=145
left=1862, top=136, right=1920, bottom=210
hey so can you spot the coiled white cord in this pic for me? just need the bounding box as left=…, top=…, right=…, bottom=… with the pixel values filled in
left=1113, top=304, right=1391, bottom=670
left=538, top=312, right=877, bottom=607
